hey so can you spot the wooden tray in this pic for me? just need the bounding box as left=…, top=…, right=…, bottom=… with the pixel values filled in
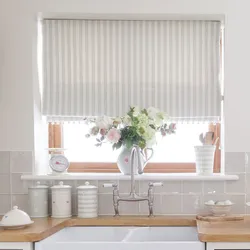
left=196, top=215, right=244, bottom=222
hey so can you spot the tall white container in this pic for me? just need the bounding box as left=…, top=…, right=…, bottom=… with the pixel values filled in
left=77, top=182, right=98, bottom=218
left=194, top=145, right=216, bottom=175
left=28, top=181, right=49, bottom=218
left=51, top=181, right=72, bottom=218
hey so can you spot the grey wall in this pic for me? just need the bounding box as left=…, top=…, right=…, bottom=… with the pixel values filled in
left=0, top=152, right=248, bottom=216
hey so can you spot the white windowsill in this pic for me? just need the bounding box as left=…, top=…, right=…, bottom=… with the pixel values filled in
left=21, top=173, right=238, bottom=181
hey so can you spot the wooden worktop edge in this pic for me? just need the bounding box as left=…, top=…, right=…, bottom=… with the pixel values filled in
left=0, top=216, right=196, bottom=242
left=198, top=233, right=250, bottom=243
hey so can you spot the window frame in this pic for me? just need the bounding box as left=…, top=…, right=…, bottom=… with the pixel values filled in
left=48, top=123, right=221, bottom=173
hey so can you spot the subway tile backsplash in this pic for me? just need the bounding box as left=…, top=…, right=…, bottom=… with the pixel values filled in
left=0, top=151, right=250, bottom=216
left=0, top=152, right=10, bottom=174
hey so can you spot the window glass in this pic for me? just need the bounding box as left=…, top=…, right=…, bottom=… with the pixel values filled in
left=63, top=123, right=208, bottom=163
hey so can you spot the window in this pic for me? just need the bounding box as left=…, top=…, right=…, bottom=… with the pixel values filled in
left=43, top=19, right=222, bottom=173
left=48, top=122, right=221, bottom=173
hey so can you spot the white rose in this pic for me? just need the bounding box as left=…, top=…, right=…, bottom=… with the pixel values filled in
left=143, top=126, right=155, bottom=141
left=147, top=107, right=160, bottom=119
left=96, top=116, right=113, bottom=130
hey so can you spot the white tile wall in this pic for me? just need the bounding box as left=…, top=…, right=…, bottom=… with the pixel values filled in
left=162, top=194, right=182, bottom=214
left=119, top=201, right=139, bottom=215
left=0, top=151, right=249, bottom=216
left=182, top=181, right=203, bottom=194
left=225, top=173, right=246, bottom=194
left=0, top=195, right=11, bottom=214
left=12, top=194, right=29, bottom=212
left=11, top=173, right=29, bottom=194
left=10, top=151, right=33, bottom=173
left=0, top=151, right=33, bottom=214
left=0, top=174, right=10, bottom=194
left=139, top=194, right=162, bottom=215
left=0, top=152, right=10, bottom=174
left=203, top=181, right=225, bottom=194
left=98, top=194, right=114, bottom=215
left=119, top=180, right=139, bottom=194
left=225, top=152, right=246, bottom=173
left=182, top=194, right=202, bottom=214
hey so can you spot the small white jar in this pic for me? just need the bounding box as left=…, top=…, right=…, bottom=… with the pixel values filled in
left=51, top=181, right=72, bottom=218
left=28, top=181, right=49, bottom=218
left=77, top=182, right=98, bottom=218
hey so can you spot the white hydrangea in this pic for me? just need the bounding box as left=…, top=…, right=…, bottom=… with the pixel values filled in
left=142, top=126, right=155, bottom=141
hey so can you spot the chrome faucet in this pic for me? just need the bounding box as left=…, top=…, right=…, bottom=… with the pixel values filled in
left=103, top=145, right=163, bottom=217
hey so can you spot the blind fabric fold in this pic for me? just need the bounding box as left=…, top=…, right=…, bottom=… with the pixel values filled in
left=42, top=19, right=221, bottom=122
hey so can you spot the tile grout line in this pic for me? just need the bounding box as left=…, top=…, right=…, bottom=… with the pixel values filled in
left=9, top=151, right=13, bottom=209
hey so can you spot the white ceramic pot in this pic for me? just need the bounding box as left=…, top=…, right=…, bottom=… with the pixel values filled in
left=28, top=181, right=49, bottom=218
left=77, top=182, right=98, bottom=218
left=194, top=145, right=216, bottom=175
left=117, top=146, right=154, bottom=175
left=51, top=181, right=72, bottom=218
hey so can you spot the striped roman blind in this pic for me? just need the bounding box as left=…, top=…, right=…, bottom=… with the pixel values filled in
left=42, top=19, right=221, bottom=122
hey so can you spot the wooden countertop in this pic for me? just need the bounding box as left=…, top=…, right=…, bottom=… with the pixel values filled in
left=197, top=216, right=250, bottom=242
left=0, top=216, right=196, bottom=242
left=2, top=216, right=250, bottom=243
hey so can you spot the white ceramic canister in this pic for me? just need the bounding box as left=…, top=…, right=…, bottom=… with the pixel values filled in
left=51, top=181, right=72, bottom=218
left=28, top=181, right=49, bottom=218
left=77, top=182, right=98, bottom=218
left=194, top=145, right=216, bottom=175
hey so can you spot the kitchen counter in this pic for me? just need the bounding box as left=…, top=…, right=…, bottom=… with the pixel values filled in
left=2, top=216, right=250, bottom=243
left=0, top=216, right=196, bottom=242
left=197, top=216, right=250, bottom=242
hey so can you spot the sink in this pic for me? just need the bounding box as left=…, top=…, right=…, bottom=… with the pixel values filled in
left=122, top=226, right=199, bottom=242
left=35, top=227, right=204, bottom=250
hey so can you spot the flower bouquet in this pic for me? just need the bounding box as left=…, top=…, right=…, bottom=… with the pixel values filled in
left=86, top=107, right=176, bottom=174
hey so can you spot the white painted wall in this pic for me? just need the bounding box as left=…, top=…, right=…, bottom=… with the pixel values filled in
left=0, top=0, right=248, bottom=154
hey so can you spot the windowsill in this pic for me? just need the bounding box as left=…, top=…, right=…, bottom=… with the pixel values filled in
left=21, top=173, right=239, bottom=181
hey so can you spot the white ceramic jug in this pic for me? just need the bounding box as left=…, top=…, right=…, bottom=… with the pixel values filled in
left=117, top=147, right=154, bottom=175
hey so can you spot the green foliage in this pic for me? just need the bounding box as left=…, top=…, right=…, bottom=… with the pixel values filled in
left=119, top=126, right=145, bottom=149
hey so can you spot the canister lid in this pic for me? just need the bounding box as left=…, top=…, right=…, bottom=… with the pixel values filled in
left=29, top=181, right=49, bottom=189
left=51, top=181, right=72, bottom=189
left=77, top=181, right=97, bottom=190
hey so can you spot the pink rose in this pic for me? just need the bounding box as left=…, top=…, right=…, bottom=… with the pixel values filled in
left=169, top=123, right=176, bottom=130
left=106, top=128, right=121, bottom=143
left=100, top=128, right=107, bottom=136
left=124, top=156, right=129, bottom=163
